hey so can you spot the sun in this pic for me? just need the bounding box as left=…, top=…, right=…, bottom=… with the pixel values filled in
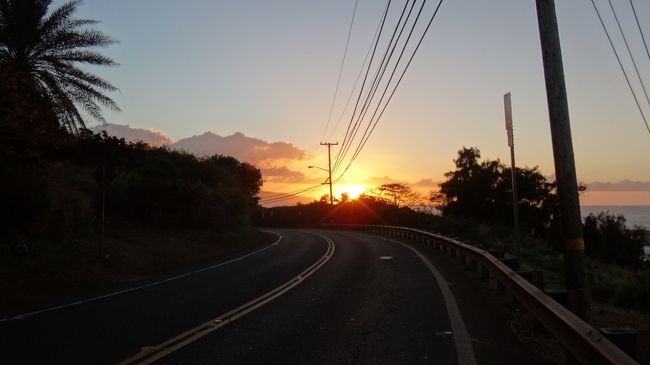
left=336, top=185, right=367, bottom=200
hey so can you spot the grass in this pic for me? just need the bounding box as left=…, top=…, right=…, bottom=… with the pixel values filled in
left=0, top=219, right=274, bottom=313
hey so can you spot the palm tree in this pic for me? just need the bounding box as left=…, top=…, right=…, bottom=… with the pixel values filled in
left=0, top=0, right=120, bottom=133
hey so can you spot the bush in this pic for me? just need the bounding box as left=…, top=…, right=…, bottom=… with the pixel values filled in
left=0, top=161, right=96, bottom=242
left=588, top=260, right=650, bottom=310
left=583, top=212, right=645, bottom=268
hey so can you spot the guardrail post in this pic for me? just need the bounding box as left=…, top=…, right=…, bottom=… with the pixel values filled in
left=494, top=278, right=506, bottom=295
left=544, top=289, right=568, bottom=308
left=479, top=264, right=490, bottom=282
left=517, top=270, right=545, bottom=290
left=487, top=249, right=505, bottom=259
left=468, top=258, right=478, bottom=272
left=450, top=248, right=457, bottom=259
left=501, top=257, right=520, bottom=270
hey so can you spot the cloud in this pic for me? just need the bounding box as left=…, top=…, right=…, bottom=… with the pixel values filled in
left=364, top=176, right=399, bottom=186
left=171, top=131, right=307, bottom=166
left=587, top=180, right=650, bottom=192
left=90, top=123, right=175, bottom=146
left=261, top=166, right=305, bottom=183
left=411, top=178, right=442, bottom=190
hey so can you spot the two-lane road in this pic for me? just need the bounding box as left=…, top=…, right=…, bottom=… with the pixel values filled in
left=1, top=229, right=541, bottom=364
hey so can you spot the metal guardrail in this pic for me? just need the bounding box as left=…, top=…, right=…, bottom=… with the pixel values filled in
left=327, top=224, right=639, bottom=365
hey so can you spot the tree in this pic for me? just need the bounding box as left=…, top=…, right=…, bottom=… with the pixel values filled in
left=377, top=183, right=415, bottom=207
left=437, top=147, right=502, bottom=220
left=583, top=212, right=645, bottom=268
left=435, top=147, right=559, bottom=235
left=0, top=0, right=120, bottom=133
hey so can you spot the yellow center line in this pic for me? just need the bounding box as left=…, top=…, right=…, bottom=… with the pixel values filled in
left=116, top=231, right=335, bottom=365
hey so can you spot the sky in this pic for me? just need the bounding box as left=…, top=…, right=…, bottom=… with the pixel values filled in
left=59, top=0, right=650, bottom=205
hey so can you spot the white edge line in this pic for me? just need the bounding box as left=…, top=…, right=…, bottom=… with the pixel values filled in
left=361, top=233, right=478, bottom=365
left=0, top=231, right=283, bottom=323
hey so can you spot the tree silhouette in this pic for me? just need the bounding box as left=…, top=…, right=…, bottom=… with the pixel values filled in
left=378, top=183, right=415, bottom=207
left=0, top=0, right=120, bottom=133
left=436, top=147, right=558, bottom=232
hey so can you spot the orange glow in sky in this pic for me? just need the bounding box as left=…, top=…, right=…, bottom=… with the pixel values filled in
left=335, top=184, right=368, bottom=200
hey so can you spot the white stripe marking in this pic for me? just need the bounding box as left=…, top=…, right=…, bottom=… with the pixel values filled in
left=0, top=232, right=282, bottom=323
left=370, top=235, right=478, bottom=365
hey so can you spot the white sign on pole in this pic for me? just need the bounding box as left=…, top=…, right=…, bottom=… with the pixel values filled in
left=504, top=92, right=514, bottom=147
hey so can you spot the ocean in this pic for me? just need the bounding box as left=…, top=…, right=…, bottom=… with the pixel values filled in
left=581, top=205, right=650, bottom=229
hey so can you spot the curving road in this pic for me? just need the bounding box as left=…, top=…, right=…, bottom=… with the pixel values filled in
left=0, top=229, right=541, bottom=364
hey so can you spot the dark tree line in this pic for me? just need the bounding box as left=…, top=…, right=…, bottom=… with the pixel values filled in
left=0, top=1, right=263, bottom=247
left=432, top=147, right=646, bottom=268
left=1, top=130, right=263, bottom=243
left=255, top=189, right=430, bottom=229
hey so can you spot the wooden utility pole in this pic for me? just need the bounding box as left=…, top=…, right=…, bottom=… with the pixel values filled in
left=321, top=142, right=338, bottom=206
left=535, top=0, right=587, bottom=318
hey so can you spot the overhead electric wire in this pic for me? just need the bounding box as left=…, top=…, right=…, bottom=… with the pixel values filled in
left=265, top=169, right=320, bottom=195
left=321, top=0, right=359, bottom=141
left=332, top=0, right=406, bottom=174
left=629, top=0, right=650, bottom=62
left=335, top=0, right=392, bottom=168
left=332, top=0, right=416, bottom=175
left=326, top=16, right=383, bottom=142
left=336, top=0, right=445, bottom=181
left=335, top=0, right=425, bottom=177
left=259, top=184, right=325, bottom=204
left=607, top=0, right=650, bottom=109
left=590, top=0, right=650, bottom=135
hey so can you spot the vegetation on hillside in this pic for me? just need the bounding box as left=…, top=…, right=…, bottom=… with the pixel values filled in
left=1, top=0, right=263, bottom=253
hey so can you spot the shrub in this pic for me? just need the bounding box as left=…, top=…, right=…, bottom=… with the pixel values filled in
left=583, top=212, right=645, bottom=268
left=588, top=260, right=650, bottom=310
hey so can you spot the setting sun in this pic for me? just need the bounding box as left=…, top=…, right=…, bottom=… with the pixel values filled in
left=335, top=185, right=368, bottom=200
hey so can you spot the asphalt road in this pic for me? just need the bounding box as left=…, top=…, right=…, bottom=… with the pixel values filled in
left=0, top=229, right=542, bottom=365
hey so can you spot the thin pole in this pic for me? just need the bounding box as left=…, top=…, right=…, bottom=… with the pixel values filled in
left=535, top=0, right=587, bottom=319
left=504, top=92, right=521, bottom=257
left=321, top=142, right=339, bottom=206
left=100, top=155, right=106, bottom=256
left=509, top=143, right=520, bottom=256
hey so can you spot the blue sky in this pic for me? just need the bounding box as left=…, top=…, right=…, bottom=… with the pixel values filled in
left=59, top=0, right=650, bottom=203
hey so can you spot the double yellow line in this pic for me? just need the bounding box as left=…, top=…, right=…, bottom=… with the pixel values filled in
left=118, top=232, right=335, bottom=365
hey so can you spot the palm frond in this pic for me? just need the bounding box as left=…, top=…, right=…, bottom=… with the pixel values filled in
left=0, top=0, right=119, bottom=132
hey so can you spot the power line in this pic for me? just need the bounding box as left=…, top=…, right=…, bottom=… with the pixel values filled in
left=590, top=0, right=650, bottom=135
left=629, top=0, right=650, bottom=62
left=325, top=10, right=385, bottom=142
left=339, top=0, right=428, bottom=176
left=259, top=184, right=325, bottom=204
left=260, top=1, right=384, bottom=203
left=321, top=0, right=359, bottom=141
left=265, top=169, right=320, bottom=194
left=333, top=0, right=416, bottom=175
left=607, top=0, right=650, bottom=109
left=337, top=0, right=445, bottom=181
left=335, top=0, right=392, bottom=170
